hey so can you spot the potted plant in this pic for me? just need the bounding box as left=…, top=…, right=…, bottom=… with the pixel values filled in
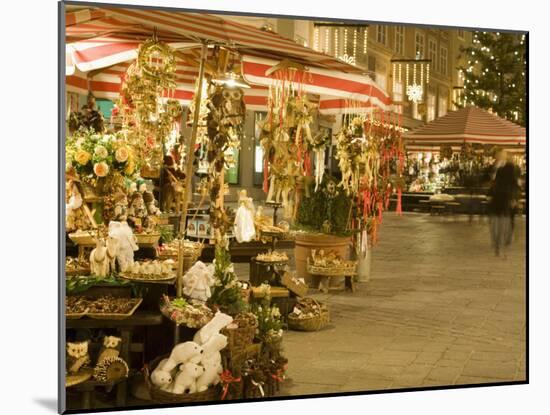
left=293, top=175, right=353, bottom=288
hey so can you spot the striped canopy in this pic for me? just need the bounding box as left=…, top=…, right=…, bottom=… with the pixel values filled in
left=404, top=106, right=526, bottom=146
left=65, top=7, right=391, bottom=113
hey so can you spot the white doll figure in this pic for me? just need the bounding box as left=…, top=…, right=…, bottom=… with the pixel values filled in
left=182, top=261, right=215, bottom=302
left=234, top=189, right=256, bottom=243
left=108, top=221, right=139, bottom=272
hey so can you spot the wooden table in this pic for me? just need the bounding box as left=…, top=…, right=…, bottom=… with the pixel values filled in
left=199, top=239, right=295, bottom=263
left=66, top=311, right=163, bottom=408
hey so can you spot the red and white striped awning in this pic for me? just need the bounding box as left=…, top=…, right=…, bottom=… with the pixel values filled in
left=65, top=7, right=390, bottom=113
left=241, top=55, right=391, bottom=112
left=404, top=106, right=526, bottom=146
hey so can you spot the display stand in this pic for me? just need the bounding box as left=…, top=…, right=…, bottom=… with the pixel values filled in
left=66, top=311, right=163, bottom=407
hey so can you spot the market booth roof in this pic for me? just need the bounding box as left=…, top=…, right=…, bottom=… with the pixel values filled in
left=65, top=7, right=391, bottom=112
left=403, top=106, right=526, bottom=146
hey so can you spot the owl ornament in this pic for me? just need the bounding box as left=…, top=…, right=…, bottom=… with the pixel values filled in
left=93, top=335, right=129, bottom=383
left=66, top=341, right=91, bottom=374
left=97, top=335, right=122, bottom=364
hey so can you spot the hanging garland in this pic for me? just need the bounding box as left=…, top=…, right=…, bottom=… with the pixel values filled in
left=259, top=68, right=323, bottom=218
left=204, top=82, right=246, bottom=240
left=335, top=110, right=405, bottom=251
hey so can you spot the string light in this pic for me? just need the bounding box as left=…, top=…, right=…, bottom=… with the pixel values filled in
left=398, top=63, right=402, bottom=83
left=426, top=63, right=430, bottom=84
left=413, top=63, right=417, bottom=84
left=353, top=29, right=358, bottom=61
left=406, top=63, right=410, bottom=87
left=420, top=63, right=424, bottom=85
left=363, top=28, right=368, bottom=54
left=325, top=28, right=329, bottom=53
left=334, top=29, right=339, bottom=57
left=393, top=63, right=396, bottom=92
left=343, top=28, right=349, bottom=56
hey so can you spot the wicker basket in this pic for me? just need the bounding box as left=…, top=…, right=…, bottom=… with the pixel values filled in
left=222, top=316, right=258, bottom=356
left=281, top=272, right=308, bottom=298
left=135, top=233, right=161, bottom=246
left=144, top=356, right=221, bottom=404
left=287, top=298, right=330, bottom=331
left=86, top=298, right=142, bottom=320
left=68, top=232, right=96, bottom=247
left=307, top=258, right=358, bottom=276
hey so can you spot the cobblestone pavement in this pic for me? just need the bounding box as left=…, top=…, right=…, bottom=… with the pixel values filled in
left=270, top=213, right=526, bottom=396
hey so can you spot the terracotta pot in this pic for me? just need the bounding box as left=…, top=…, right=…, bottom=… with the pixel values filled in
left=294, top=232, right=351, bottom=288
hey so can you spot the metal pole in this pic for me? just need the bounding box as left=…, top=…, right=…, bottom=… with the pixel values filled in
left=177, top=41, right=208, bottom=297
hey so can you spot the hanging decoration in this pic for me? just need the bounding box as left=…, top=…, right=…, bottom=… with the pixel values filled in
left=203, top=81, right=246, bottom=240
left=259, top=65, right=322, bottom=218
left=393, top=59, right=431, bottom=104
left=335, top=110, right=405, bottom=250
left=117, top=34, right=181, bottom=176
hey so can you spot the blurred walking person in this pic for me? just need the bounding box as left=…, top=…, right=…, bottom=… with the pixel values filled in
left=488, top=150, right=520, bottom=256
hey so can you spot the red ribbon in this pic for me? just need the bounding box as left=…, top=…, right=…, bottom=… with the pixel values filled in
left=304, top=151, right=312, bottom=176
left=263, top=157, right=269, bottom=193
left=396, top=187, right=403, bottom=216
left=220, top=370, right=241, bottom=400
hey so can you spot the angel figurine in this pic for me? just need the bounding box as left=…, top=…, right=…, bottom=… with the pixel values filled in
left=234, top=189, right=256, bottom=243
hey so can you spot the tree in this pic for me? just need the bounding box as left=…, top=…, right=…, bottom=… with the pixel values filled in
left=458, top=31, right=526, bottom=126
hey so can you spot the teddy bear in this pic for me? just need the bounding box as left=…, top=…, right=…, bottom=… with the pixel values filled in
left=150, top=358, right=180, bottom=392
left=193, top=311, right=233, bottom=345
left=172, top=362, right=205, bottom=394
left=200, top=333, right=228, bottom=366
left=196, top=359, right=223, bottom=392
left=160, top=341, right=203, bottom=372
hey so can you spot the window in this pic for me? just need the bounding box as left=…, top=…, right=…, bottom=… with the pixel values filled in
left=376, top=25, right=388, bottom=45
left=376, top=71, right=387, bottom=91
left=394, top=26, right=405, bottom=55
left=439, top=94, right=448, bottom=117
left=427, top=93, right=436, bottom=122
left=415, top=32, right=425, bottom=58
left=253, top=112, right=267, bottom=186
left=458, top=29, right=465, bottom=39
left=224, top=147, right=240, bottom=185
left=428, top=38, right=437, bottom=70
left=440, top=46, right=448, bottom=75
left=412, top=101, right=421, bottom=120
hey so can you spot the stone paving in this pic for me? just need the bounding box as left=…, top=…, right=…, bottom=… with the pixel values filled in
left=267, top=213, right=526, bottom=395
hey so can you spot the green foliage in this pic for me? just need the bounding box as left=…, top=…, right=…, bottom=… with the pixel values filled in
left=459, top=32, right=526, bottom=126
left=66, top=275, right=131, bottom=295
left=207, top=245, right=247, bottom=315
left=159, top=225, right=175, bottom=244
left=252, top=297, right=283, bottom=341
left=295, top=176, right=352, bottom=236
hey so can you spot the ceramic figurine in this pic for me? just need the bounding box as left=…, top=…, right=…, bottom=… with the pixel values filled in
left=90, top=238, right=109, bottom=277
left=105, top=236, right=119, bottom=273
left=127, top=192, right=148, bottom=231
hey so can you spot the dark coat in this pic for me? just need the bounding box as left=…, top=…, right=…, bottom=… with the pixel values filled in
left=488, top=162, right=520, bottom=215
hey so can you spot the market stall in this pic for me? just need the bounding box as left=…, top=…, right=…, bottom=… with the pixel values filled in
left=401, top=106, right=526, bottom=212
left=63, top=6, right=399, bottom=410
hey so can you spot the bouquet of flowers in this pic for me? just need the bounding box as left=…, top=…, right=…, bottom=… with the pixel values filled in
left=66, top=129, right=138, bottom=186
